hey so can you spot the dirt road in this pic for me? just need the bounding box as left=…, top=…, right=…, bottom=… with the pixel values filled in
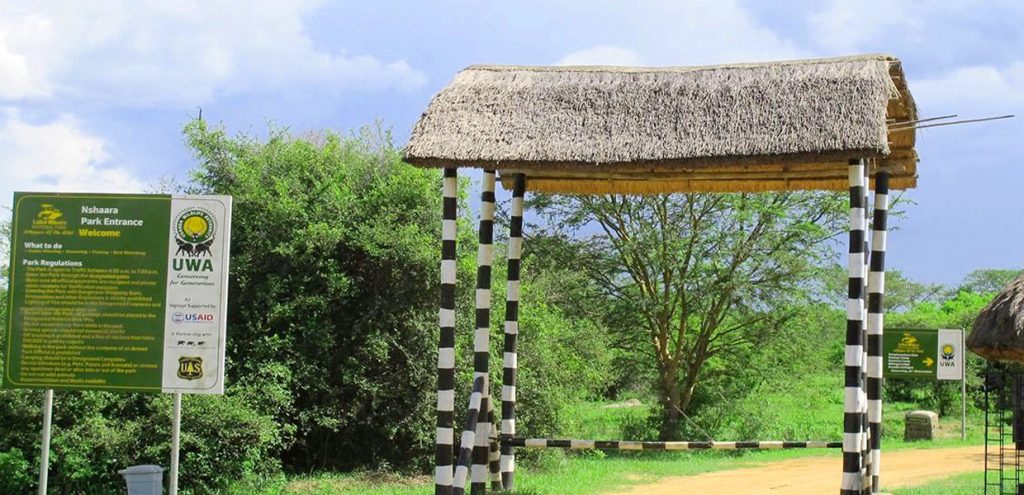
left=612, top=446, right=983, bottom=495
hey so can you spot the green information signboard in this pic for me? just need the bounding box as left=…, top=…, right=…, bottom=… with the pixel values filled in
left=883, top=329, right=938, bottom=378
left=883, top=328, right=964, bottom=380
left=3, top=192, right=231, bottom=394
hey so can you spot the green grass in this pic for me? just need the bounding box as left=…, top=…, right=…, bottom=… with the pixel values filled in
left=891, top=471, right=983, bottom=494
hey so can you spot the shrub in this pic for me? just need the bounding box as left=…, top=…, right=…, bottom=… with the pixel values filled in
left=0, top=448, right=32, bottom=493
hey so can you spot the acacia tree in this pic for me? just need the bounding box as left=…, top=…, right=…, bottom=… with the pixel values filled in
left=532, top=192, right=846, bottom=439
left=960, top=268, right=1023, bottom=294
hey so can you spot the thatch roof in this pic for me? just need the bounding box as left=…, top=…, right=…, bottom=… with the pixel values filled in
left=968, top=274, right=1024, bottom=363
left=404, top=54, right=919, bottom=194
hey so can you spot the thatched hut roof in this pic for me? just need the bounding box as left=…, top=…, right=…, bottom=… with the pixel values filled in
left=404, top=54, right=918, bottom=194
left=968, top=274, right=1024, bottom=363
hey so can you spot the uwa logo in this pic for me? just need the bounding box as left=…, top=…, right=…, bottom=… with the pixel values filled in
left=172, top=207, right=217, bottom=272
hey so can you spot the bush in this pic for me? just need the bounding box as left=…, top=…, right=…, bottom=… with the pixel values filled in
left=0, top=387, right=287, bottom=494
left=0, top=448, right=32, bottom=493
left=186, top=120, right=442, bottom=472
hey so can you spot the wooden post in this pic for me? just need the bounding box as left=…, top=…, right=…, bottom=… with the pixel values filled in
left=471, top=171, right=496, bottom=495
left=866, top=171, right=890, bottom=493
left=436, top=168, right=458, bottom=495
left=841, top=158, right=867, bottom=495
left=500, top=174, right=526, bottom=490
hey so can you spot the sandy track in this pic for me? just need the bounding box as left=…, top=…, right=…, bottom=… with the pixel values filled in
left=612, top=446, right=984, bottom=495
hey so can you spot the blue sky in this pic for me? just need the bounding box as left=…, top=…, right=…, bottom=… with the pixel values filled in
left=1, top=0, right=1021, bottom=285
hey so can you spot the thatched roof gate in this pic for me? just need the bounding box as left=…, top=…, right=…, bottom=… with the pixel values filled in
left=406, top=54, right=918, bottom=495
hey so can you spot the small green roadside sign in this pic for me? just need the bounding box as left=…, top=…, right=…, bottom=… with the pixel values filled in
left=883, top=329, right=963, bottom=380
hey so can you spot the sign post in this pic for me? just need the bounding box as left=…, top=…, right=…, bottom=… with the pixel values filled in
left=954, top=330, right=962, bottom=442
left=3, top=192, right=232, bottom=493
left=38, top=389, right=53, bottom=495
left=170, top=392, right=182, bottom=495
left=883, top=328, right=966, bottom=437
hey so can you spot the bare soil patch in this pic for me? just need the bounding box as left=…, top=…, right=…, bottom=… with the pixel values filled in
left=611, top=445, right=983, bottom=495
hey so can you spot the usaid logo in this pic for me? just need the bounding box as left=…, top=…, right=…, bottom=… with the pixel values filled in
left=172, top=312, right=215, bottom=324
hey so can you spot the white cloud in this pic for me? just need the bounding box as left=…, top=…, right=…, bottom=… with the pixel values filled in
left=551, top=0, right=805, bottom=68
left=0, top=110, right=145, bottom=210
left=807, top=0, right=920, bottom=53
left=557, top=46, right=643, bottom=66
left=0, top=14, right=54, bottom=99
left=0, top=0, right=427, bottom=106
left=913, top=62, right=1024, bottom=113
left=636, top=0, right=805, bottom=64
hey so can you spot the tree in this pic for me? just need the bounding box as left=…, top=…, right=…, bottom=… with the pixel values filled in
left=960, top=268, right=1022, bottom=294
left=820, top=267, right=948, bottom=312
left=1, top=218, right=9, bottom=289
left=531, top=192, right=846, bottom=439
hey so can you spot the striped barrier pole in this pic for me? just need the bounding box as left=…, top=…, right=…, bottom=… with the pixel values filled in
left=471, top=171, right=496, bottom=495
left=454, top=377, right=486, bottom=495
left=500, top=174, right=526, bottom=490
left=504, top=438, right=843, bottom=450
left=436, top=168, right=459, bottom=495
left=841, top=158, right=867, bottom=495
left=866, top=171, right=890, bottom=493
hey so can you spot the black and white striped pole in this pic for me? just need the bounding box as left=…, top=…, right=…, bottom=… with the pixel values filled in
left=487, top=406, right=501, bottom=490
left=470, top=171, right=496, bottom=495
left=435, top=168, right=459, bottom=495
left=454, top=377, right=486, bottom=495
left=500, top=174, right=526, bottom=490
left=842, top=158, right=867, bottom=495
left=866, top=171, right=890, bottom=493
left=861, top=163, right=872, bottom=491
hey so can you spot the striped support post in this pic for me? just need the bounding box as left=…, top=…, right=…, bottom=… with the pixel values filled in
left=454, top=377, right=486, bottom=495
left=866, top=171, right=890, bottom=493
left=436, top=167, right=458, bottom=495
left=861, top=164, right=871, bottom=493
left=471, top=171, right=496, bottom=495
left=505, top=438, right=843, bottom=450
left=842, top=158, right=867, bottom=495
left=500, top=174, right=526, bottom=490
left=488, top=407, right=501, bottom=490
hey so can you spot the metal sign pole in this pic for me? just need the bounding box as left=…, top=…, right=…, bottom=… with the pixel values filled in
left=38, top=389, right=53, bottom=495
left=170, top=392, right=182, bottom=495
left=961, top=329, right=966, bottom=440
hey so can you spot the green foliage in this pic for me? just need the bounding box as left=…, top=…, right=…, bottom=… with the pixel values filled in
left=819, top=266, right=948, bottom=312
left=0, top=448, right=32, bottom=493
left=1, top=219, right=9, bottom=288
left=185, top=119, right=442, bottom=472
left=684, top=302, right=846, bottom=440
left=959, top=268, right=1022, bottom=294
left=512, top=260, right=612, bottom=439
left=0, top=389, right=284, bottom=494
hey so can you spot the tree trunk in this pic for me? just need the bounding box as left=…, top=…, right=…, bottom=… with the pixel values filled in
left=658, top=364, right=682, bottom=440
